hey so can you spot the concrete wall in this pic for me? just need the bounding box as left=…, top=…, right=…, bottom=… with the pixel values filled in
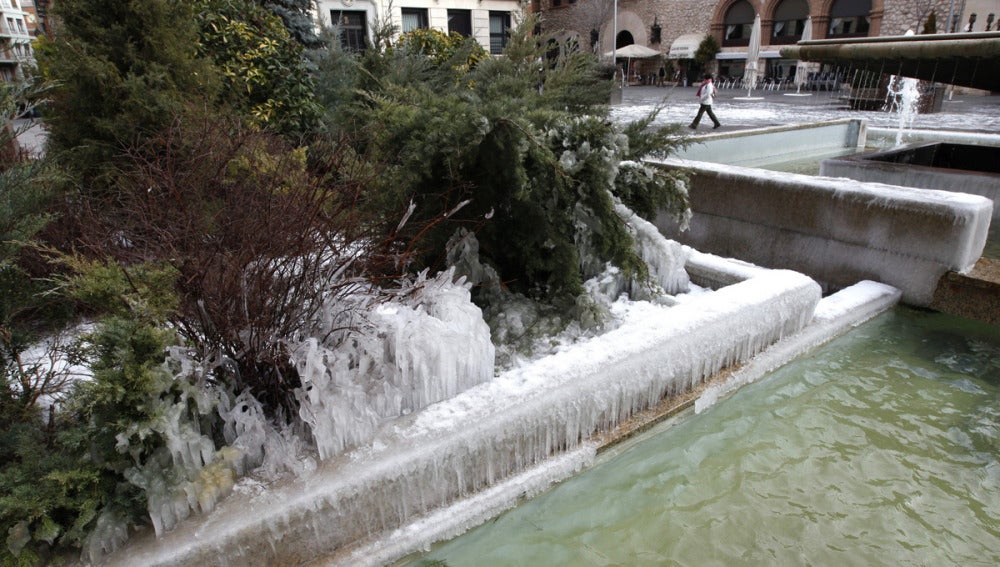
left=674, top=119, right=865, bottom=165
left=652, top=158, right=993, bottom=306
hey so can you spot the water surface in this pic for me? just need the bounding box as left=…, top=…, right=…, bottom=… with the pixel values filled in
left=984, top=222, right=999, bottom=261
left=406, top=308, right=1000, bottom=566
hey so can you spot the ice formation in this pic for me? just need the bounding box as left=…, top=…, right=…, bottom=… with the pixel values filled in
left=291, top=269, right=495, bottom=460
left=615, top=200, right=690, bottom=296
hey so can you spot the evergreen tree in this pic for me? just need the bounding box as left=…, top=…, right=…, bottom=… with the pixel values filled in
left=329, top=19, right=688, bottom=312
left=922, top=11, right=938, bottom=34
left=37, top=0, right=221, bottom=186
left=694, top=34, right=720, bottom=66
left=261, top=0, right=322, bottom=47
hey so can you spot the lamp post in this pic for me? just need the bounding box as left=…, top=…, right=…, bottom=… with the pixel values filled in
left=612, top=0, right=619, bottom=85
left=612, top=0, right=618, bottom=54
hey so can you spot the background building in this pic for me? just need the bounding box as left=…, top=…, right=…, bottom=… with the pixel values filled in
left=0, top=0, right=34, bottom=82
left=315, top=0, right=522, bottom=55
left=538, top=0, right=996, bottom=87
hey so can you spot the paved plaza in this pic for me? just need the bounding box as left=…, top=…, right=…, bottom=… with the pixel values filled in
left=613, top=85, right=1000, bottom=134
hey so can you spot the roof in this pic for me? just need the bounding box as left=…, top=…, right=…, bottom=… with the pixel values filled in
left=780, top=32, right=1000, bottom=92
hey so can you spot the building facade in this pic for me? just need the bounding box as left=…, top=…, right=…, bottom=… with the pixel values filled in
left=537, top=0, right=995, bottom=84
left=315, top=0, right=523, bottom=55
left=0, top=0, right=34, bottom=82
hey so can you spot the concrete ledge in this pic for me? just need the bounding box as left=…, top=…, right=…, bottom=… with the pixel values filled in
left=653, top=159, right=993, bottom=306
left=821, top=143, right=1000, bottom=221
left=867, top=128, right=1000, bottom=149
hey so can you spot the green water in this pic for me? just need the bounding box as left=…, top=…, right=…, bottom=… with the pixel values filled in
left=985, top=222, right=999, bottom=261
left=753, top=147, right=864, bottom=175
left=406, top=308, right=1000, bottom=566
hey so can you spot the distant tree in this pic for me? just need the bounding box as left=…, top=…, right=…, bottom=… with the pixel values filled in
left=260, top=0, right=322, bottom=47
left=922, top=10, right=938, bottom=34
left=694, top=34, right=720, bottom=65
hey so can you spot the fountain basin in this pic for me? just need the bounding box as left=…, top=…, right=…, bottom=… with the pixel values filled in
left=102, top=254, right=824, bottom=567
left=821, top=142, right=1000, bottom=220
left=674, top=119, right=866, bottom=167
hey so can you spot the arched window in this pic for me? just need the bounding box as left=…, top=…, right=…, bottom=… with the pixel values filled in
left=723, top=1, right=756, bottom=46
left=616, top=30, right=634, bottom=49
left=772, top=0, right=808, bottom=44
left=828, top=0, right=871, bottom=37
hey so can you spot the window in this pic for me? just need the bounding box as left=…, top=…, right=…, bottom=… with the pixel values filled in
left=771, top=0, right=808, bottom=44
left=16, top=18, right=25, bottom=34
left=333, top=10, right=367, bottom=52
left=827, top=0, right=871, bottom=37
left=723, top=1, right=755, bottom=46
left=401, top=8, right=428, bottom=33
left=489, top=11, right=511, bottom=55
left=448, top=9, right=472, bottom=38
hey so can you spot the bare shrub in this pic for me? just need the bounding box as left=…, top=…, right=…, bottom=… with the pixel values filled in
left=72, top=113, right=410, bottom=414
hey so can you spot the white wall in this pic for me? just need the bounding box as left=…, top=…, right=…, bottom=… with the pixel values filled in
left=315, top=0, right=522, bottom=53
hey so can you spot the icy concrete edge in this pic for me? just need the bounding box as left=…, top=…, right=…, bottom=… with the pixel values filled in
left=866, top=127, right=1000, bottom=148
left=339, top=444, right=598, bottom=567
left=694, top=280, right=902, bottom=413
left=654, top=157, right=991, bottom=305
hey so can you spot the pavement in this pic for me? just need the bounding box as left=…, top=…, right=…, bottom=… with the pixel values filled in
left=12, top=118, right=45, bottom=157
left=612, top=84, right=1000, bottom=134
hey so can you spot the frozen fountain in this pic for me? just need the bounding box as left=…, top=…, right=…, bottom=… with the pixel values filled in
left=98, top=201, right=904, bottom=567
left=93, top=40, right=1000, bottom=567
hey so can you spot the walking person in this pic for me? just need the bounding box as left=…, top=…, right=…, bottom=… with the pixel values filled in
left=689, top=74, right=721, bottom=130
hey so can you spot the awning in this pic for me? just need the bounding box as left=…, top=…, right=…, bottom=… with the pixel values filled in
left=604, top=44, right=662, bottom=58
left=716, top=50, right=782, bottom=59
left=668, top=34, right=703, bottom=59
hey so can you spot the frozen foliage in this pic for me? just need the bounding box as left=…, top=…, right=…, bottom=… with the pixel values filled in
left=614, top=200, right=691, bottom=297
left=113, top=349, right=237, bottom=544
left=447, top=195, right=694, bottom=370
left=218, top=390, right=314, bottom=480
left=291, top=270, right=495, bottom=460
left=88, top=346, right=314, bottom=560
